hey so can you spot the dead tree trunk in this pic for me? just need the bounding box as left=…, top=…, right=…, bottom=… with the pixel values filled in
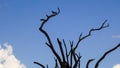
left=34, top=8, right=120, bottom=68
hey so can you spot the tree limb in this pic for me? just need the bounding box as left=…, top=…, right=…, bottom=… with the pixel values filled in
left=95, top=43, right=120, bottom=68
left=54, top=58, right=59, bottom=68
left=74, top=20, right=109, bottom=51
left=73, top=53, right=81, bottom=68
left=86, top=59, right=95, bottom=68
left=57, top=38, right=66, bottom=62
left=34, top=61, right=45, bottom=68
left=69, top=40, right=74, bottom=67
left=39, top=8, right=62, bottom=66
left=63, top=39, right=69, bottom=63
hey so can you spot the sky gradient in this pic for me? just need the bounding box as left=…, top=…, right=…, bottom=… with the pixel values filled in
left=0, top=0, right=120, bottom=68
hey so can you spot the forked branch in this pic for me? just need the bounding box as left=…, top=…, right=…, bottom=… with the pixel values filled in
left=74, top=20, right=109, bottom=51
left=39, top=8, right=62, bottom=66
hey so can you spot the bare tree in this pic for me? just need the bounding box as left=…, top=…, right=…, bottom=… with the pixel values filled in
left=34, top=8, right=120, bottom=68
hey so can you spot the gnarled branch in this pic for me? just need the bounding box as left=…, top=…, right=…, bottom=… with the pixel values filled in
left=73, top=20, right=109, bottom=51
left=35, top=7, right=120, bottom=68
left=39, top=8, right=62, bottom=66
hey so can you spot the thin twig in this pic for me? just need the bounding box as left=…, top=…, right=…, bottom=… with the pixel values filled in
left=34, top=61, right=45, bottom=68
left=86, top=59, right=95, bottom=68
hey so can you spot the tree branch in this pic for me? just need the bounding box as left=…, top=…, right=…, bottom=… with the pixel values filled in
left=39, top=8, right=62, bottom=65
left=74, top=20, right=109, bottom=52
left=57, top=38, right=66, bottom=62
left=73, top=53, right=81, bottom=68
left=54, top=58, right=59, bottom=68
left=70, top=41, right=74, bottom=67
left=63, top=39, right=69, bottom=63
left=95, top=43, right=120, bottom=68
left=86, top=59, right=95, bottom=68
left=34, top=61, right=45, bottom=68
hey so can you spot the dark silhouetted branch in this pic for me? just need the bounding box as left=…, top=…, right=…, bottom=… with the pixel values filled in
left=46, top=65, right=48, bottom=68
left=74, top=20, right=109, bottom=51
left=34, top=61, right=45, bottom=68
left=54, top=58, right=59, bottom=68
left=95, top=43, right=120, bottom=68
left=63, top=39, right=69, bottom=63
left=86, top=59, right=95, bottom=68
left=73, top=53, right=81, bottom=68
left=57, top=38, right=66, bottom=62
left=39, top=8, right=62, bottom=66
left=70, top=41, right=74, bottom=67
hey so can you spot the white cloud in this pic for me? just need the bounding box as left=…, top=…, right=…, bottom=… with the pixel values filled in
left=0, top=43, right=26, bottom=68
left=113, top=64, right=120, bottom=68
left=112, top=35, right=120, bottom=38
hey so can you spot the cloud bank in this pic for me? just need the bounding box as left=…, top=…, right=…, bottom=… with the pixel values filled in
left=113, top=64, right=120, bottom=68
left=0, top=43, right=26, bottom=68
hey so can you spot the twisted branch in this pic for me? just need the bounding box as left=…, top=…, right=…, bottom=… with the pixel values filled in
left=39, top=8, right=62, bottom=66
left=73, top=20, right=109, bottom=51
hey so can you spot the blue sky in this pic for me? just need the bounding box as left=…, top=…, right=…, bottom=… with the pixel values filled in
left=0, top=0, right=120, bottom=68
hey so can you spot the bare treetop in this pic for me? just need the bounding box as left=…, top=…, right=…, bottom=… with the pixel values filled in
left=34, top=8, right=120, bottom=68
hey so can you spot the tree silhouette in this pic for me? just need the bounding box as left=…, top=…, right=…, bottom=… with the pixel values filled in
left=34, top=8, right=120, bottom=68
